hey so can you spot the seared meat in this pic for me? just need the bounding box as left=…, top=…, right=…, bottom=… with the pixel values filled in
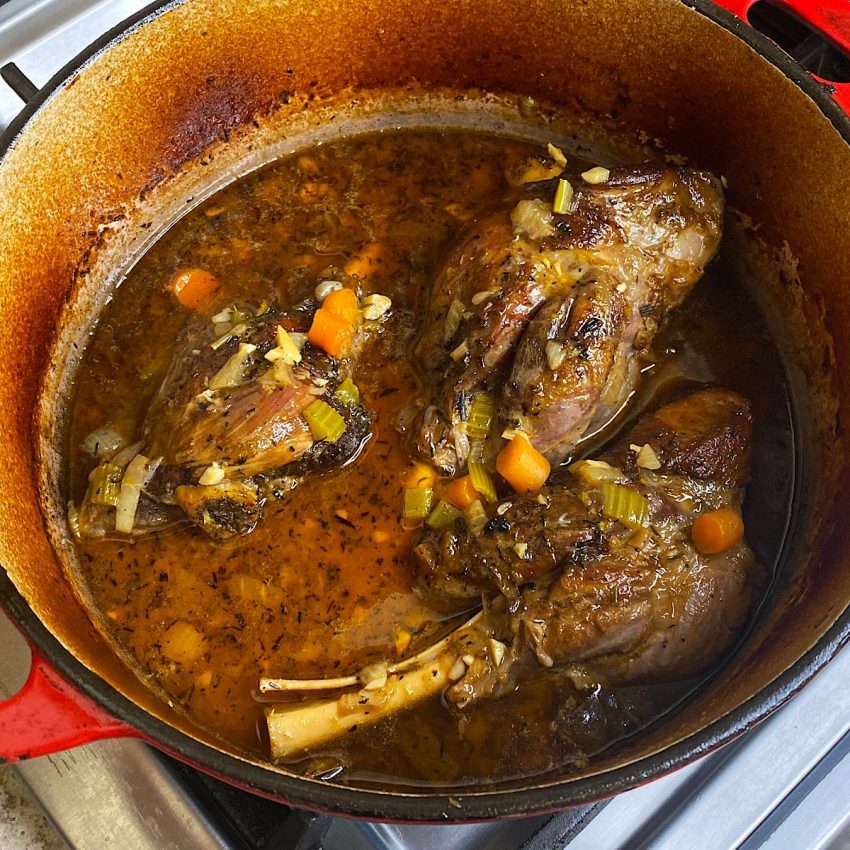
left=413, top=387, right=761, bottom=705
left=412, top=164, right=724, bottom=473
left=76, top=301, right=372, bottom=540
left=414, top=488, right=602, bottom=605
left=143, top=304, right=359, bottom=476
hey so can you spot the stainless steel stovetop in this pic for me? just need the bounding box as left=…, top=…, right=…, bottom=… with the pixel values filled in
left=2, top=2, right=850, bottom=848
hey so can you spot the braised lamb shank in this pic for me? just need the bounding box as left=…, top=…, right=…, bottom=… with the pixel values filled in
left=414, top=386, right=761, bottom=706
left=75, top=300, right=372, bottom=539
left=412, top=165, right=725, bottom=474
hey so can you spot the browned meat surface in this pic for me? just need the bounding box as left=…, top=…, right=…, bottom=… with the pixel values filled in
left=412, top=387, right=761, bottom=706
left=411, top=165, right=724, bottom=473
left=414, top=488, right=602, bottom=604
left=75, top=301, right=372, bottom=540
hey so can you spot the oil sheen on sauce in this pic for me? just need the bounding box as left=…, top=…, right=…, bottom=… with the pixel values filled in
left=68, top=130, right=794, bottom=788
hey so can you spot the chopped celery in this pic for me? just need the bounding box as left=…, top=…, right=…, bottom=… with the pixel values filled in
left=468, top=460, right=497, bottom=503
left=304, top=399, right=346, bottom=443
left=403, top=487, right=433, bottom=521
left=466, top=392, right=495, bottom=440
left=601, top=482, right=648, bottom=529
left=89, top=462, right=122, bottom=507
left=334, top=378, right=361, bottom=407
left=553, top=178, right=573, bottom=214
left=426, top=499, right=463, bottom=530
left=464, top=499, right=487, bottom=536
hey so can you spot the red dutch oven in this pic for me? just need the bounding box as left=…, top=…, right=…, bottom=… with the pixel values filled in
left=0, top=0, right=849, bottom=821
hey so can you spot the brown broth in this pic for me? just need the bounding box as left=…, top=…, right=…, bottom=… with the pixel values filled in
left=67, top=129, right=794, bottom=787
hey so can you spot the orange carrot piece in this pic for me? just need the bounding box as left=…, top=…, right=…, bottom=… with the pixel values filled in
left=322, top=288, right=360, bottom=326
left=691, top=508, right=745, bottom=555
left=443, top=475, right=479, bottom=510
left=169, top=268, right=220, bottom=309
left=308, top=308, right=355, bottom=358
left=496, top=436, right=551, bottom=493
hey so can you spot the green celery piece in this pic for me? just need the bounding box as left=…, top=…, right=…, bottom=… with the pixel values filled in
left=304, top=399, right=346, bottom=443
left=334, top=378, right=361, bottom=407
left=466, top=392, right=495, bottom=440
left=468, top=460, right=497, bottom=503
left=426, top=499, right=463, bottom=530
left=403, top=487, right=433, bottom=521
left=89, top=462, right=122, bottom=507
left=601, top=482, right=648, bottom=529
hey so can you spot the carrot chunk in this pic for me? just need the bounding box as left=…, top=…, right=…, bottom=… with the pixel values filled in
left=443, top=475, right=479, bottom=510
left=322, top=287, right=361, bottom=326
left=496, top=436, right=551, bottom=493
left=169, top=268, right=220, bottom=309
left=308, top=308, right=355, bottom=358
left=691, top=508, right=745, bottom=555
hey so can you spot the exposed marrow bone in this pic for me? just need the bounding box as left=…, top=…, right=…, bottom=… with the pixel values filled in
left=263, top=610, right=485, bottom=758
left=265, top=652, right=456, bottom=759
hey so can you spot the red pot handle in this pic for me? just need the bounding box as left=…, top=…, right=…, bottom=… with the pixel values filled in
left=0, top=642, right=137, bottom=762
left=713, top=0, right=850, bottom=115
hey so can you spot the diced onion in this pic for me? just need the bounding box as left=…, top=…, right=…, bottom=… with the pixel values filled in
left=359, top=662, right=389, bottom=691
left=211, top=307, right=233, bottom=324
left=471, top=289, right=499, bottom=306
left=209, top=343, right=257, bottom=390
left=210, top=323, right=248, bottom=351
left=278, top=326, right=303, bottom=363
left=362, top=293, right=392, bottom=321
left=115, top=454, right=159, bottom=534
left=634, top=443, right=662, bottom=470
left=581, top=166, right=610, bottom=184
left=162, top=621, right=204, bottom=664
left=288, top=332, right=308, bottom=350
left=569, top=459, right=622, bottom=484
left=487, top=638, right=507, bottom=666
left=447, top=657, right=467, bottom=681
left=547, top=143, right=568, bottom=167
left=80, top=426, right=125, bottom=459
left=450, top=340, right=469, bottom=361
left=444, top=299, right=465, bottom=342
left=511, top=199, right=555, bottom=240
left=199, top=462, right=225, bottom=486
left=315, top=279, right=343, bottom=301
left=463, top=499, right=487, bottom=536
left=545, top=340, right=566, bottom=371
left=110, top=440, right=144, bottom=469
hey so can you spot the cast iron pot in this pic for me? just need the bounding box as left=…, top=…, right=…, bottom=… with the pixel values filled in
left=0, top=0, right=849, bottom=821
